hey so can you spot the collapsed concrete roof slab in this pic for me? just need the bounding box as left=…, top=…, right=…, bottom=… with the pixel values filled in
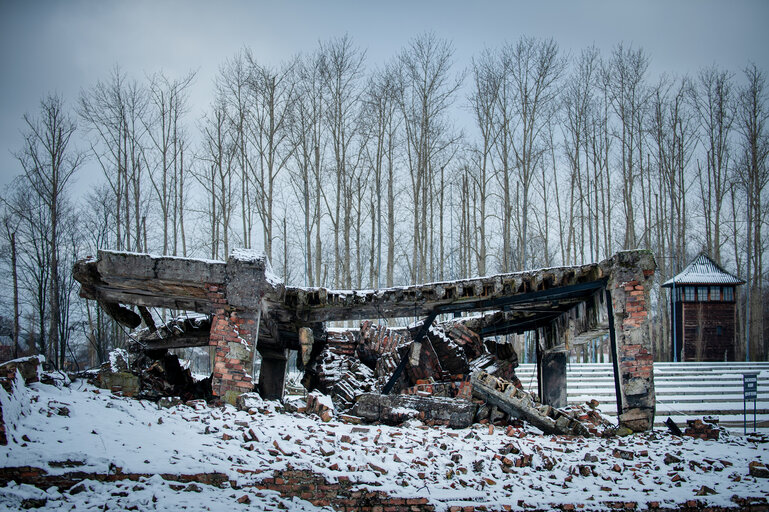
left=74, top=249, right=652, bottom=325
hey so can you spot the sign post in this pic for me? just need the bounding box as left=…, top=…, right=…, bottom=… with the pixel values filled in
left=743, top=373, right=758, bottom=434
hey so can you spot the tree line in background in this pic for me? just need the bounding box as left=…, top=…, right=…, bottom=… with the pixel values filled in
left=1, top=33, right=767, bottom=369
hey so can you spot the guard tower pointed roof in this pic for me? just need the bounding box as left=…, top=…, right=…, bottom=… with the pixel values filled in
left=661, top=253, right=745, bottom=288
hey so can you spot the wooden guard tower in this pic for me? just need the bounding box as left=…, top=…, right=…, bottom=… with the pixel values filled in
left=662, top=254, right=745, bottom=362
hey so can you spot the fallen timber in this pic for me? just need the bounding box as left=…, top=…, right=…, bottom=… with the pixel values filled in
left=73, top=249, right=657, bottom=432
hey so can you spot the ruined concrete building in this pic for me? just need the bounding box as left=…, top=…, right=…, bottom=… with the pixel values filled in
left=73, top=249, right=657, bottom=432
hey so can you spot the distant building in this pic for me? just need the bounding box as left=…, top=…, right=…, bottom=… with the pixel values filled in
left=662, top=254, right=745, bottom=362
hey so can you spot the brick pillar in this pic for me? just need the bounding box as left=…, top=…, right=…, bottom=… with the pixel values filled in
left=607, top=251, right=656, bottom=432
left=206, top=283, right=257, bottom=405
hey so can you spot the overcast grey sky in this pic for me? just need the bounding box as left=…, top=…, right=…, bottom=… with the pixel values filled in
left=1, top=0, right=768, bottom=191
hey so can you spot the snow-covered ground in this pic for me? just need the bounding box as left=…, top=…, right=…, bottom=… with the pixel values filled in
left=1, top=372, right=768, bottom=511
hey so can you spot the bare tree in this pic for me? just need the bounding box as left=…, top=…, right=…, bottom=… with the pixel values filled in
left=562, top=46, right=600, bottom=265
left=496, top=37, right=565, bottom=269
left=5, top=183, right=50, bottom=358
left=79, top=67, right=148, bottom=251
left=218, top=51, right=255, bottom=250
left=398, top=33, right=463, bottom=283
left=1, top=207, right=21, bottom=359
left=690, top=66, right=735, bottom=264
left=288, top=54, right=323, bottom=286
left=603, top=44, right=650, bottom=250
left=16, top=94, right=84, bottom=368
left=652, top=76, right=697, bottom=271
left=318, top=35, right=365, bottom=287
left=468, top=49, right=502, bottom=275
left=144, top=70, right=196, bottom=255
left=196, top=93, right=236, bottom=259
left=736, top=63, right=769, bottom=361
left=362, top=62, right=401, bottom=287
left=247, top=55, right=297, bottom=263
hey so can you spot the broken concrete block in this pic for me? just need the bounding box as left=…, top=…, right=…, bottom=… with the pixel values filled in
left=470, top=370, right=590, bottom=436
left=406, top=321, right=469, bottom=382
left=623, top=377, right=649, bottom=396
left=235, top=392, right=268, bottom=413
left=351, top=393, right=476, bottom=428
left=99, top=370, right=140, bottom=397
left=158, top=396, right=182, bottom=409
left=618, top=408, right=655, bottom=433
left=749, top=461, right=769, bottom=479
left=443, top=323, right=485, bottom=361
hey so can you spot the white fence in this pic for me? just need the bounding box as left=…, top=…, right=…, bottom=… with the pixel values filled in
left=515, top=362, right=769, bottom=432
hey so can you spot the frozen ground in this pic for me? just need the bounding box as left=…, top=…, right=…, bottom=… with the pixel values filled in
left=1, top=372, right=768, bottom=511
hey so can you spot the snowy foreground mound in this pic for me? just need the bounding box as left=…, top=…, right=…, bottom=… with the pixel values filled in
left=1, top=374, right=768, bottom=511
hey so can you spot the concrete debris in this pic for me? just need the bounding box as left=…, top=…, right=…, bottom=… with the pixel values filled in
left=301, top=318, right=596, bottom=433
left=406, top=320, right=469, bottom=380
left=357, top=321, right=407, bottom=367
left=470, top=370, right=590, bottom=436
left=749, top=461, right=769, bottom=478
left=129, top=315, right=212, bottom=353
left=89, top=349, right=211, bottom=402
left=351, top=392, right=476, bottom=428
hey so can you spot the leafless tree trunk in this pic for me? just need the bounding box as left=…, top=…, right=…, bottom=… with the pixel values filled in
left=319, top=36, right=365, bottom=287
left=17, top=94, right=84, bottom=369
left=248, top=55, right=297, bottom=263
left=219, top=52, right=254, bottom=250
left=563, top=46, right=599, bottom=265
left=604, top=44, right=650, bottom=250
left=364, top=63, right=400, bottom=287
left=690, top=66, right=735, bottom=264
left=79, top=67, right=148, bottom=251
left=469, top=50, right=502, bottom=276
left=145, top=70, right=195, bottom=255
left=196, top=94, right=236, bottom=260
left=1, top=213, right=21, bottom=359
left=497, top=37, right=565, bottom=269
left=398, top=33, right=462, bottom=283
left=737, top=63, right=769, bottom=361
left=652, top=76, right=697, bottom=270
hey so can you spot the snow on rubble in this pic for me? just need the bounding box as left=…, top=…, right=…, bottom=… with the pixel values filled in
left=1, top=373, right=768, bottom=511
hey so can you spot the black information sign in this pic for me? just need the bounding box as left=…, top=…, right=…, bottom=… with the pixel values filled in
left=743, top=373, right=758, bottom=434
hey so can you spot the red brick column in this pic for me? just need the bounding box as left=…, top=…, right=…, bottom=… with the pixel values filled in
left=607, top=252, right=656, bottom=432
left=206, top=284, right=257, bottom=404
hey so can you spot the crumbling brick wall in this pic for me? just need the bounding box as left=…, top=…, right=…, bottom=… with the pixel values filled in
left=256, top=469, right=434, bottom=511
left=206, top=283, right=257, bottom=404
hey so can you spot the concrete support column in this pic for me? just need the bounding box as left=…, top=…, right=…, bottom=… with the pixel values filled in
left=539, top=350, right=567, bottom=408
left=257, top=348, right=288, bottom=400
left=607, top=251, right=657, bottom=432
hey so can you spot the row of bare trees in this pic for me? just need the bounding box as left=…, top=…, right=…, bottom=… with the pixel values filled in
left=1, top=33, right=767, bottom=366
